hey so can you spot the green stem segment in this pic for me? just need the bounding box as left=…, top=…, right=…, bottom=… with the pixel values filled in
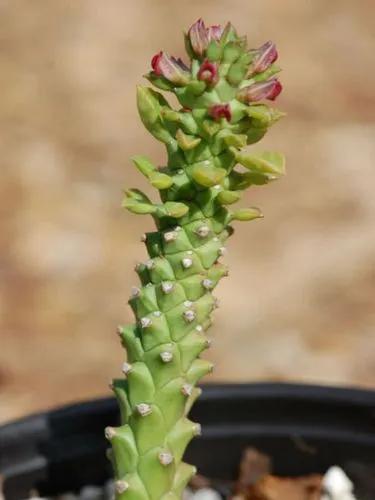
left=106, top=20, right=285, bottom=500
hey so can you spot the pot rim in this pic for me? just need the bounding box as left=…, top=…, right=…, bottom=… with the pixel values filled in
left=2, top=381, right=375, bottom=428
left=1, top=382, right=374, bottom=499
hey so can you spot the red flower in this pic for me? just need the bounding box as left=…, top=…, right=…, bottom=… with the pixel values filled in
left=237, top=79, right=282, bottom=103
left=208, top=103, right=232, bottom=122
left=151, top=51, right=190, bottom=86
left=197, top=59, right=219, bottom=85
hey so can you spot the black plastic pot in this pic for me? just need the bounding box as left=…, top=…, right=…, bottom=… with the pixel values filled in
left=1, top=383, right=375, bottom=499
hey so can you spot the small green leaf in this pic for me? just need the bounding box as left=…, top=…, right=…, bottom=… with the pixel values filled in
left=132, top=156, right=173, bottom=189
left=238, top=51, right=252, bottom=66
left=227, top=62, right=248, bottom=85
left=229, top=170, right=271, bottom=190
left=246, top=105, right=286, bottom=126
left=179, top=112, right=199, bottom=135
left=125, top=188, right=151, bottom=203
left=220, top=23, right=238, bottom=46
left=236, top=151, right=286, bottom=176
left=132, top=155, right=156, bottom=177
left=230, top=207, right=263, bottom=221
left=222, top=42, right=242, bottom=63
left=206, top=40, right=222, bottom=61
left=252, top=64, right=281, bottom=82
left=137, top=85, right=160, bottom=128
left=186, top=80, right=206, bottom=96
left=184, top=32, right=195, bottom=59
left=161, top=108, right=181, bottom=122
left=201, top=119, right=221, bottom=137
left=217, top=190, right=241, bottom=205
left=246, top=127, right=267, bottom=145
left=176, top=129, right=201, bottom=151
left=145, top=73, right=175, bottom=91
left=136, top=86, right=175, bottom=144
left=149, top=172, right=173, bottom=190
left=192, top=164, right=227, bottom=187
left=123, top=200, right=157, bottom=215
left=162, top=202, right=189, bottom=218
left=222, top=133, right=247, bottom=148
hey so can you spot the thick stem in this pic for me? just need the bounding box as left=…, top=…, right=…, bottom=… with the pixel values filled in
left=108, top=178, right=231, bottom=499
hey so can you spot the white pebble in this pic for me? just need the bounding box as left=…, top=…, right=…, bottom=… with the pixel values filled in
left=190, top=488, right=222, bottom=500
left=183, top=488, right=194, bottom=500
left=104, top=480, right=115, bottom=499
left=321, top=466, right=357, bottom=500
left=27, top=497, right=51, bottom=500
left=80, top=486, right=103, bottom=500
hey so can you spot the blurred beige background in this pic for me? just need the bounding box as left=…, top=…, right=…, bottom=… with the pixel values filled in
left=0, top=0, right=374, bottom=424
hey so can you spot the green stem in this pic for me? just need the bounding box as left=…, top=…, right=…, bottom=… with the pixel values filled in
left=108, top=156, right=232, bottom=499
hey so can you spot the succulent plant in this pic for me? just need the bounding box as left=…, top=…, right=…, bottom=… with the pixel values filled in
left=106, top=19, right=285, bottom=499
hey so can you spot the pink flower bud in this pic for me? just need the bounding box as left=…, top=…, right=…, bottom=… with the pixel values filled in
left=197, top=59, right=219, bottom=85
left=151, top=51, right=190, bottom=85
left=207, top=25, right=223, bottom=43
left=188, top=18, right=209, bottom=57
left=208, top=103, right=232, bottom=122
left=188, top=19, right=224, bottom=57
left=237, top=78, right=282, bottom=103
left=251, top=41, right=278, bottom=74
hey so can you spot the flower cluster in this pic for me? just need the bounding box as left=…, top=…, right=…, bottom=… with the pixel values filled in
left=238, top=40, right=281, bottom=103
left=149, top=19, right=282, bottom=110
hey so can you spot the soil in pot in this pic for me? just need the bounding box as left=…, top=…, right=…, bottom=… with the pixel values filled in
left=18, top=447, right=374, bottom=500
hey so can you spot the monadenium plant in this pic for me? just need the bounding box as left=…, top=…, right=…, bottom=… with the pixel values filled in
left=105, top=19, right=285, bottom=499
